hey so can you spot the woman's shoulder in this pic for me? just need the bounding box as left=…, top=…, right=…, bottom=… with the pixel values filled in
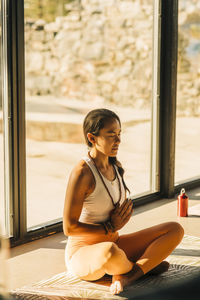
left=69, top=159, right=95, bottom=195
left=70, top=159, right=95, bottom=184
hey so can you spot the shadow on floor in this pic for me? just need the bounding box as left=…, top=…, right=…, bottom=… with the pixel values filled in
left=10, top=233, right=67, bottom=258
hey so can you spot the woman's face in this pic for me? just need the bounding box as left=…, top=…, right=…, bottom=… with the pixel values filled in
left=92, top=118, right=121, bottom=157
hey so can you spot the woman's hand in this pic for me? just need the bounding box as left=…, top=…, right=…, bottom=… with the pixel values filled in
left=110, top=199, right=133, bottom=231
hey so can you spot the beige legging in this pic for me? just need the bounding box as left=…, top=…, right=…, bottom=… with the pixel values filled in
left=65, top=222, right=184, bottom=281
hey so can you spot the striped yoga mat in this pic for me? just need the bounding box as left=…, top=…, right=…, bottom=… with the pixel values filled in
left=11, top=235, right=200, bottom=300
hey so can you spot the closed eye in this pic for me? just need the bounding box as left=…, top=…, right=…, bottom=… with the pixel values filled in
left=109, top=134, right=120, bottom=137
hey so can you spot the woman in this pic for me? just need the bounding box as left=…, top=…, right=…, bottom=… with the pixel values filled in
left=63, top=108, right=184, bottom=295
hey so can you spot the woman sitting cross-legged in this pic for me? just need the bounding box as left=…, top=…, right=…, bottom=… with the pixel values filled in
left=63, top=108, right=184, bottom=295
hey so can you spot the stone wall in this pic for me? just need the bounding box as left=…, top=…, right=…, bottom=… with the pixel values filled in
left=25, top=0, right=153, bottom=109
left=177, top=0, right=200, bottom=116
left=24, top=0, right=200, bottom=115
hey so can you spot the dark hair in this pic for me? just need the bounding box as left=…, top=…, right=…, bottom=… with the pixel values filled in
left=83, top=108, right=130, bottom=195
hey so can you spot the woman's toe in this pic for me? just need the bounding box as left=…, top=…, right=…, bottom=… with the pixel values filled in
left=110, top=281, right=123, bottom=295
left=116, top=281, right=123, bottom=293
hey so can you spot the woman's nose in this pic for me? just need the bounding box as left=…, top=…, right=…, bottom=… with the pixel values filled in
left=116, top=135, right=121, bottom=143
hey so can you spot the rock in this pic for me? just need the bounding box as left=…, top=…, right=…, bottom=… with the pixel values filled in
left=67, top=11, right=81, bottom=23
left=115, top=52, right=125, bottom=63
left=26, top=76, right=53, bottom=95
left=98, top=72, right=115, bottom=83
left=44, top=55, right=59, bottom=75
left=101, top=83, right=113, bottom=94
left=79, top=42, right=104, bottom=60
left=117, top=78, right=130, bottom=92
left=119, top=60, right=133, bottom=76
left=31, top=30, right=45, bottom=43
left=26, top=52, right=44, bottom=73
left=55, top=31, right=82, bottom=57
left=117, top=36, right=135, bottom=50
left=45, top=22, right=60, bottom=33
left=32, top=19, right=46, bottom=31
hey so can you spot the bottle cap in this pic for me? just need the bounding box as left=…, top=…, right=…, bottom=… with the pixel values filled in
left=181, top=188, right=185, bottom=194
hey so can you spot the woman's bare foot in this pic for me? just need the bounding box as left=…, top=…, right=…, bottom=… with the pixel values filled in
left=110, top=279, right=123, bottom=295
left=147, top=261, right=170, bottom=275
left=109, top=262, right=170, bottom=294
left=110, top=264, right=144, bottom=295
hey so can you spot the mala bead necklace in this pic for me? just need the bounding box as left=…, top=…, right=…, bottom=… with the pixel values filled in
left=88, top=152, right=122, bottom=234
left=88, top=152, right=122, bottom=207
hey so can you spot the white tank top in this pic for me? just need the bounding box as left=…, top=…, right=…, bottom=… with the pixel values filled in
left=78, top=155, right=126, bottom=224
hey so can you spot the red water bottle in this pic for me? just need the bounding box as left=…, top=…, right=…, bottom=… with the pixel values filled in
left=177, top=188, right=188, bottom=217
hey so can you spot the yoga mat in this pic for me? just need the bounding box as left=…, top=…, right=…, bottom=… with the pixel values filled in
left=11, top=235, right=200, bottom=300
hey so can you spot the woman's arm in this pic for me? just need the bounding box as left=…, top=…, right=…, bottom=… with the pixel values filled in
left=63, top=160, right=106, bottom=237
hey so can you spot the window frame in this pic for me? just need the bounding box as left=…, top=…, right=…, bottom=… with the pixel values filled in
left=1, top=0, right=200, bottom=246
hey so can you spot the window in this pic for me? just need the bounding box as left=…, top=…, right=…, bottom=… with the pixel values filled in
left=175, top=0, right=200, bottom=184
left=25, top=0, right=159, bottom=231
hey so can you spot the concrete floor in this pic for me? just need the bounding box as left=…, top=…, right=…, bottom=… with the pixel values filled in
left=7, top=187, right=200, bottom=291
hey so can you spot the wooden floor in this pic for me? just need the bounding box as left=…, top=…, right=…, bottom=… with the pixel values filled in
left=7, top=187, right=200, bottom=291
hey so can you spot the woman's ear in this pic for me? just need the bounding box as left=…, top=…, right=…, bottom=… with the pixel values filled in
left=87, top=133, right=96, bottom=145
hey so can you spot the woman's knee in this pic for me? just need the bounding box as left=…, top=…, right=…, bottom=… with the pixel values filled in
left=167, top=221, right=184, bottom=241
left=83, top=242, right=118, bottom=277
left=86, top=242, right=118, bottom=266
left=100, top=242, right=124, bottom=265
left=101, top=242, right=118, bottom=259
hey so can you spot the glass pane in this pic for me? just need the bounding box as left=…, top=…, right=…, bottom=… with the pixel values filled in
left=175, top=0, right=200, bottom=183
left=25, top=0, right=155, bottom=229
left=0, top=1, right=6, bottom=235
